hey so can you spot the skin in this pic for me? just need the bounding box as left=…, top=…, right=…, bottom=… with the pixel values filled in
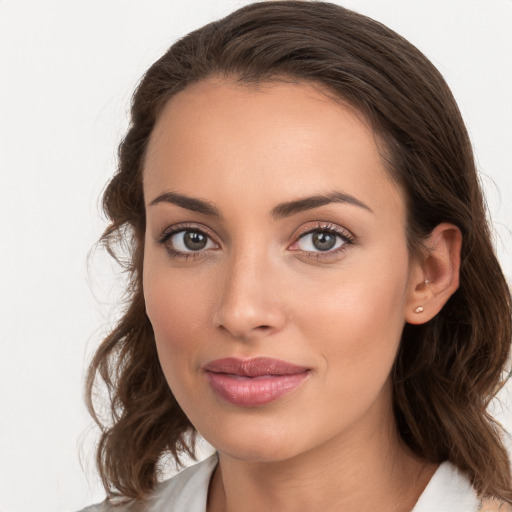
left=142, top=78, right=461, bottom=512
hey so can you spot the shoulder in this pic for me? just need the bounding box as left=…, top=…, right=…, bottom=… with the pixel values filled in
left=413, top=460, right=512, bottom=512
left=77, top=454, right=218, bottom=512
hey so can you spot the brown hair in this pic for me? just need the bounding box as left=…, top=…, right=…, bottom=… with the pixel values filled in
left=86, top=0, right=512, bottom=502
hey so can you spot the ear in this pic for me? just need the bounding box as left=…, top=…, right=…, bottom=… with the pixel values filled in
left=405, top=223, right=462, bottom=325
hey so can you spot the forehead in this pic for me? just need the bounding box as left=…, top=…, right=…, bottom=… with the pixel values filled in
left=143, top=78, right=404, bottom=219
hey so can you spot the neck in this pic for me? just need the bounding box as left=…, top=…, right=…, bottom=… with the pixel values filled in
left=207, top=400, right=437, bottom=512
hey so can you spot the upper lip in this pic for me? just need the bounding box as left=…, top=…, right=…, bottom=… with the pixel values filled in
left=202, top=357, right=310, bottom=377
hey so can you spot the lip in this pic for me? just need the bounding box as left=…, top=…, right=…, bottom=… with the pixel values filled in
left=202, top=357, right=311, bottom=407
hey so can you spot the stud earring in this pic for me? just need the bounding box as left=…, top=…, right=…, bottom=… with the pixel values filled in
left=414, top=306, right=424, bottom=313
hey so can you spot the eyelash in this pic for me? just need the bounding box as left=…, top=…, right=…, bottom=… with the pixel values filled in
left=291, top=222, right=354, bottom=260
left=157, top=222, right=355, bottom=261
left=158, top=223, right=218, bottom=260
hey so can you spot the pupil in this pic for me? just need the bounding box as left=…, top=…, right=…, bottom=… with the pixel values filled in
left=184, top=231, right=207, bottom=250
left=313, top=232, right=336, bottom=251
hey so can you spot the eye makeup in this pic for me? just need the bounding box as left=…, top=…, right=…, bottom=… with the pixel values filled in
left=157, top=222, right=220, bottom=261
left=156, top=220, right=356, bottom=262
left=288, top=221, right=355, bottom=261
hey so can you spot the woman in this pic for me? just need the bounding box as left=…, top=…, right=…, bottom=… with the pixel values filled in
left=83, top=1, right=512, bottom=510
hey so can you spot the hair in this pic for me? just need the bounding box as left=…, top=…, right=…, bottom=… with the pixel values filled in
left=86, top=0, right=512, bottom=503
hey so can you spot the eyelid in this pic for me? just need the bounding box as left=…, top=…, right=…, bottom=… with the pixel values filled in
left=294, top=222, right=354, bottom=241
left=156, top=221, right=354, bottom=261
left=158, top=222, right=219, bottom=245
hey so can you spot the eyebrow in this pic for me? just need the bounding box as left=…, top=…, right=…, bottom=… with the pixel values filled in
left=148, top=190, right=373, bottom=218
left=149, top=191, right=222, bottom=217
left=270, top=191, right=373, bottom=219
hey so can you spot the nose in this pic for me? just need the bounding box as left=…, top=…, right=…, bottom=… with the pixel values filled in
left=213, top=250, right=287, bottom=341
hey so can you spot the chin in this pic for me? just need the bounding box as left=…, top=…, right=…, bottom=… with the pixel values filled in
left=196, top=414, right=315, bottom=463
left=214, top=440, right=304, bottom=463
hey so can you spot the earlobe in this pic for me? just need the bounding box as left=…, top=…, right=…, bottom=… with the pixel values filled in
left=405, top=223, right=462, bottom=325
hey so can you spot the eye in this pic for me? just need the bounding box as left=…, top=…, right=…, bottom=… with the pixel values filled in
left=159, top=226, right=218, bottom=257
left=297, top=231, right=343, bottom=252
left=289, top=223, right=354, bottom=255
left=171, top=230, right=216, bottom=252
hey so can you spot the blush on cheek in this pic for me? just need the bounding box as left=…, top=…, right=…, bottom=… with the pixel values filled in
left=144, top=264, right=196, bottom=337
left=144, top=277, right=208, bottom=382
left=149, top=316, right=198, bottom=411
left=305, top=277, right=405, bottom=379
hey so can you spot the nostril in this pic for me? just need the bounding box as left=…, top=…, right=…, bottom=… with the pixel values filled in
left=213, top=290, right=287, bottom=339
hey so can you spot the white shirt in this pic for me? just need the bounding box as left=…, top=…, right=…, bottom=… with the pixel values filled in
left=82, top=453, right=482, bottom=511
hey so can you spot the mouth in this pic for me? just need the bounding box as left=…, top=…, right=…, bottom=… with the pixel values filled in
left=202, top=357, right=311, bottom=407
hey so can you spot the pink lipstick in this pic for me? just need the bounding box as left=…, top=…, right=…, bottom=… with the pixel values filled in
left=203, top=357, right=310, bottom=407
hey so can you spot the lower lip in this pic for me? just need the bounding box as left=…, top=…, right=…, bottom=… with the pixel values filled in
left=205, top=371, right=310, bottom=407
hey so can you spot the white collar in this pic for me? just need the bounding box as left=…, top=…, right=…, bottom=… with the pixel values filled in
left=412, top=460, right=480, bottom=512
left=123, top=454, right=480, bottom=512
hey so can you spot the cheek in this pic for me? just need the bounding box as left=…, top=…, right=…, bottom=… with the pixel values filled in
left=294, top=255, right=409, bottom=400
left=145, top=280, right=207, bottom=345
left=142, top=258, right=213, bottom=393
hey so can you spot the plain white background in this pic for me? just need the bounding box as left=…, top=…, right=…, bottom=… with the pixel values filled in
left=1, top=1, right=511, bottom=511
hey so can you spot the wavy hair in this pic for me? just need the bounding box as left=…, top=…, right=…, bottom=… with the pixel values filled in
left=86, top=0, right=512, bottom=502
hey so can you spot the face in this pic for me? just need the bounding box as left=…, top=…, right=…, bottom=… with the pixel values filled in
left=142, top=79, right=419, bottom=463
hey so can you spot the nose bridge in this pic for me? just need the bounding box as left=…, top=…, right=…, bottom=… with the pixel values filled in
left=214, top=241, right=286, bottom=339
